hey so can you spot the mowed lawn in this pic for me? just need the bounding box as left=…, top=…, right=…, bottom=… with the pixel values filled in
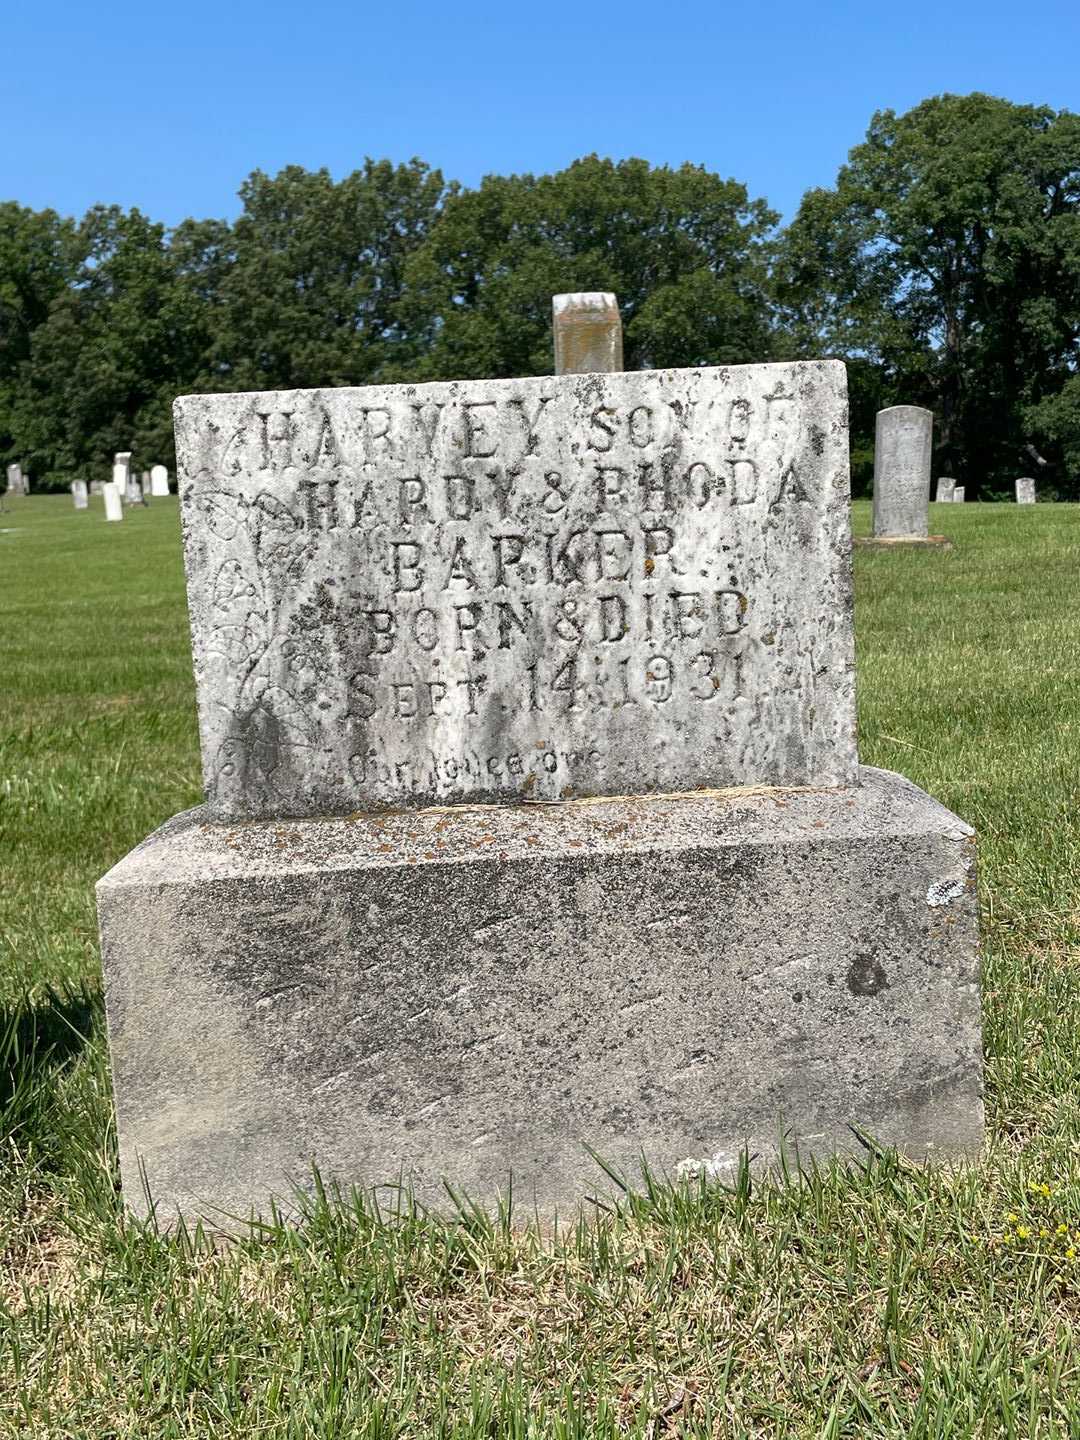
left=2, top=492, right=1080, bottom=1437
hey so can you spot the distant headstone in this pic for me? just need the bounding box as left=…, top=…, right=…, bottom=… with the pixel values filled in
left=103, top=482, right=124, bottom=522
left=935, top=477, right=956, bottom=503
left=112, top=452, right=132, bottom=499
left=97, top=323, right=982, bottom=1226
left=872, top=406, right=932, bottom=538
left=1015, top=477, right=1036, bottom=505
left=89, top=480, right=104, bottom=496
left=141, top=471, right=152, bottom=499
left=72, top=480, right=89, bottom=510
left=953, top=486, right=966, bottom=503
left=150, top=463, right=170, bottom=497
left=552, top=292, right=623, bottom=375
left=4, top=463, right=18, bottom=493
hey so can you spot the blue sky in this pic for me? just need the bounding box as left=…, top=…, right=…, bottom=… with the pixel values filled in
left=4, top=0, right=1078, bottom=228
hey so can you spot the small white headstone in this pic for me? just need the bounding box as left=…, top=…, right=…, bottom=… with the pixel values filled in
left=72, top=480, right=89, bottom=510
left=90, top=480, right=104, bottom=496
left=104, top=482, right=124, bottom=522
left=1015, top=477, right=1036, bottom=505
left=935, top=477, right=955, bottom=503
left=953, top=486, right=966, bottom=503
left=150, top=464, right=170, bottom=497
left=141, top=471, right=152, bottom=498
left=113, top=452, right=132, bottom=498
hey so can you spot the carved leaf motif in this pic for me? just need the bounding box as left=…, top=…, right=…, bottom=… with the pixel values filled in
left=211, top=559, right=259, bottom=612
left=197, top=490, right=248, bottom=541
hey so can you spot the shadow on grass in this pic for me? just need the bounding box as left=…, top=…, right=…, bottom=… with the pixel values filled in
left=1, top=984, right=100, bottom=1149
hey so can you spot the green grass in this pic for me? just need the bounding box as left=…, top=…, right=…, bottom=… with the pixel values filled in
left=3, top=492, right=1080, bottom=1437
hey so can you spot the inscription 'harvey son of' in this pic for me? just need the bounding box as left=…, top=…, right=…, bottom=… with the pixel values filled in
left=174, top=362, right=856, bottom=820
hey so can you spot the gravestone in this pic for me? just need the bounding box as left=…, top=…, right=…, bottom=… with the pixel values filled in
left=1016, top=477, right=1036, bottom=504
left=90, top=480, right=104, bottom=496
left=150, top=463, right=170, bottom=497
left=113, top=452, right=132, bottom=500
left=4, top=463, right=19, bottom=493
left=72, top=480, right=89, bottom=510
left=862, top=406, right=948, bottom=549
left=935, top=477, right=956, bottom=503
left=103, top=482, right=124, bottom=522
left=97, top=309, right=982, bottom=1225
left=953, top=486, right=966, bottom=503
left=141, top=471, right=152, bottom=500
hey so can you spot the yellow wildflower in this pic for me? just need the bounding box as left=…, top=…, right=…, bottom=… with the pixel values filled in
left=1057, top=1224, right=1068, bottom=1236
left=1007, top=1213, right=1019, bottom=1224
left=1067, top=1247, right=1076, bottom=1261
left=1017, top=1225, right=1031, bottom=1240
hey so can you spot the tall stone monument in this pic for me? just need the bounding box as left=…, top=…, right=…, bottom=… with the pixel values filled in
left=72, top=480, right=89, bottom=510
left=97, top=305, right=982, bottom=1224
left=112, top=452, right=132, bottom=500
left=103, top=482, right=124, bottom=522
left=935, top=477, right=956, bottom=503
left=1015, top=477, right=1036, bottom=504
left=150, top=463, right=170, bottom=497
left=862, top=406, right=948, bottom=548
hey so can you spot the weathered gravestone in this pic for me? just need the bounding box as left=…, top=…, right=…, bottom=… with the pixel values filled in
left=113, top=452, right=132, bottom=499
left=861, top=405, right=949, bottom=549
left=97, top=318, right=982, bottom=1225
left=150, top=463, right=170, bottom=497
left=953, top=486, right=966, bottom=503
left=935, top=477, right=956, bottom=503
left=1016, top=477, right=1036, bottom=504
left=103, top=481, right=124, bottom=522
left=141, top=471, right=152, bottom=500
left=4, top=463, right=19, bottom=493
left=72, top=480, right=89, bottom=510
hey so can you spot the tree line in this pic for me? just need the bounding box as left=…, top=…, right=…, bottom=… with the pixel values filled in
left=2, top=92, right=1079, bottom=498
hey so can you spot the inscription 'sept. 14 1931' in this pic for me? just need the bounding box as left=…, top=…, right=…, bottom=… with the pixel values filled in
left=174, top=361, right=857, bottom=820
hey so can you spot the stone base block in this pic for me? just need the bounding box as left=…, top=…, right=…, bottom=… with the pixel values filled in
left=97, top=767, right=982, bottom=1225
left=854, top=535, right=953, bottom=550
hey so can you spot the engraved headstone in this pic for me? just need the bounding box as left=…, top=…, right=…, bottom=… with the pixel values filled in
left=175, top=364, right=857, bottom=821
left=150, top=463, right=170, bottom=497
left=1016, top=477, right=1036, bottom=504
left=103, top=482, right=124, bottom=522
left=872, top=406, right=932, bottom=538
left=552, top=292, right=623, bottom=375
left=72, top=480, right=89, bottom=509
left=935, top=477, right=956, bottom=503
left=953, top=486, right=966, bottom=503
left=98, top=312, right=982, bottom=1226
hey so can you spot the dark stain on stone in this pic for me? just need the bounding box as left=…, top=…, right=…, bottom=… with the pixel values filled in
left=847, top=951, right=889, bottom=996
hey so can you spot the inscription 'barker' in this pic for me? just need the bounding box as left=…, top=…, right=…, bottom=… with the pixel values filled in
left=175, top=361, right=856, bottom=820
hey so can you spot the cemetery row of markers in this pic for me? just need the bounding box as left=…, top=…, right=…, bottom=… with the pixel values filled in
left=5, top=455, right=172, bottom=511
left=15, top=295, right=1011, bottom=1228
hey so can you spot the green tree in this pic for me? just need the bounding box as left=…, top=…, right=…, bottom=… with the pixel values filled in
left=198, top=159, right=448, bottom=393
left=0, top=203, right=79, bottom=478
left=19, top=206, right=210, bottom=484
left=397, top=155, right=778, bottom=381
left=775, top=93, right=1080, bottom=496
